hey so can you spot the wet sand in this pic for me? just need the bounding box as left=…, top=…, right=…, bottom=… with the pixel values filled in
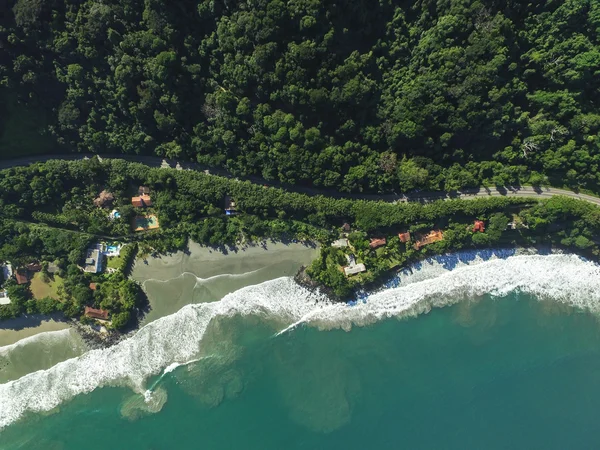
left=0, top=241, right=318, bottom=383
left=132, top=241, right=319, bottom=325
left=0, top=315, right=70, bottom=347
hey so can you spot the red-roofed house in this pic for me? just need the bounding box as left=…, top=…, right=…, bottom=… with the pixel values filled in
left=369, top=238, right=387, bottom=249
left=398, top=232, right=411, bottom=243
left=131, top=194, right=152, bottom=208
left=89, top=283, right=98, bottom=291
left=84, top=306, right=109, bottom=320
left=15, top=270, right=28, bottom=285
left=473, top=220, right=485, bottom=233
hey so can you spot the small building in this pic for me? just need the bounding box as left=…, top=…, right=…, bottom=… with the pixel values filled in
left=89, top=283, right=98, bottom=291
left=398, top=232, right=411, bottom=243
left=131, top=194, right=152, bottom=208
left=369, top=238, right=387, bottom=249
left=83, top=246, right=103, bottom=273
left=344, top=263, right=367, bottom=276
left=93, top=190, right=114, bottom=208
left=138, top=186, right=150, bottom=195
left=84, top=306, right=109, bottom=321
left=342, top=223, right=351, bottom=232
left=473, top=220, right=485, bottom=233
left=331, top=238, right=349, bottom=248
left=25, top=262, right=42, bottom=272
left=15, top=270, right=29, bottom=285
left=224, top=196, right=237, bottom=215
left=413, top=230, right=444, bottom=250
left=1, top=263, right=13, bottom=280
left=0, top=290, right=10, bottom=305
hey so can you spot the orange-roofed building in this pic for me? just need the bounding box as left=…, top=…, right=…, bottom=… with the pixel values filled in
left=413, top=230, right=444, bottom=250
left=369, top=238, right=387, bottom=249
left=84, top=306, right=109, bottom=320
left=89, top=283, right=98, bottom=291
left=473, top=220, right=485, bottom=233
left=398, top=232, right=411, bottom=243
left=132, top=194, right=152, bottom=208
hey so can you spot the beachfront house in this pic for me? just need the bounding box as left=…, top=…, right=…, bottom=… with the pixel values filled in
left=83, top=245, right=103, bottom=273
left=84, top=306, right=109, bottom=321
left=398, top=232, right=411, bottom=243
left=369, top=238, right=387, bottom=249
left=413, top=230, right=444, bottom=250
left=331, top=238, right=349, bottom=248
left=344, top=263, right=366, bottom=276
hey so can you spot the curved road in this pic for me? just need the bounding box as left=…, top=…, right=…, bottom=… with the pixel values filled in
left=1, top=153, right=599, bottom=206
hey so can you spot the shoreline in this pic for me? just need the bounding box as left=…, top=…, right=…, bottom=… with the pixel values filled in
left=0, top=314, right=71, bottom=348
left=131, top=240, right=319, bottom=326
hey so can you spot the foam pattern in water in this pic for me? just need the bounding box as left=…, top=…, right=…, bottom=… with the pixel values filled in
left=0, top=252, right=599, bottom=429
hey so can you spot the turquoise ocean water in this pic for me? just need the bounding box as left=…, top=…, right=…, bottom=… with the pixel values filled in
left=3, top=293, right=600, bottom=449
left=3, top=252, right=600, bottom=449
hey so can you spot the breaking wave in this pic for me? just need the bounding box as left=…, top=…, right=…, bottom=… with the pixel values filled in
left=1, top=251, right=600, bottom=429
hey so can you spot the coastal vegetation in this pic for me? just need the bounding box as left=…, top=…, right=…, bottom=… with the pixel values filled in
left=1, top=1, right=599, bottom=194
left=1, top=159, right=600, bottom=313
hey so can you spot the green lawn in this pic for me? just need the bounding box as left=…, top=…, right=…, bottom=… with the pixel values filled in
left=106, top=244, right=131, bottom=271
left=107, top=253, right=125, bottom=270
left=30, top=272, right=64, bottom=300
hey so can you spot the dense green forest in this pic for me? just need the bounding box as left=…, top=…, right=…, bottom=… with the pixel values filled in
left=1, top=0, right=599, bottom=192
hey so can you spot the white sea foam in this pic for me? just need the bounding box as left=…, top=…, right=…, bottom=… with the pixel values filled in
left=140, top=267, right=267, bottom=290
left=0, top=329, right=75, bottom=357
left=1, top=251, right=600, bottom=429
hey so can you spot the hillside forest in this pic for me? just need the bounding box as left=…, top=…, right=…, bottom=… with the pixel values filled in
left=1, top=0, right=599, bottom=193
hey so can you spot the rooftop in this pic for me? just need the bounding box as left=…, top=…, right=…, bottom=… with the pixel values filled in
left=15, top=270, right=29, bottom=285
left=344, top=263, right=366, bottom=276
left=413, top=230, right=444, bottom=250
left=83, top=247, right=103, bottom=273
left=398, top=232, right=411, bottom=243
left=84, top=306, right=109, bottom=320
left=331, top=238, right=349, bottom=248
left=369, top=238, right=387, bottom=249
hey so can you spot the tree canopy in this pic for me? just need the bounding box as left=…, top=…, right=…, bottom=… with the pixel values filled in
left=1, top=0, right=599, bottom=193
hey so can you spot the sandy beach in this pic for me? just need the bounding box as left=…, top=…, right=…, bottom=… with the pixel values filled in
left=132, top=241, right=319, bottom=325
left=0, top=315, right=70, bottom=347
left=0, top=241, right=318, bottom=383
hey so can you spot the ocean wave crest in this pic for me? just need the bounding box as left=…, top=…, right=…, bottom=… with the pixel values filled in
left=1, top=252, right=599, bottom=429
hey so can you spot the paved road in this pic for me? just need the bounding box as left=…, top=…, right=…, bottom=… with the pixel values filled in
left=2, top=154, right=599, bottom=206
